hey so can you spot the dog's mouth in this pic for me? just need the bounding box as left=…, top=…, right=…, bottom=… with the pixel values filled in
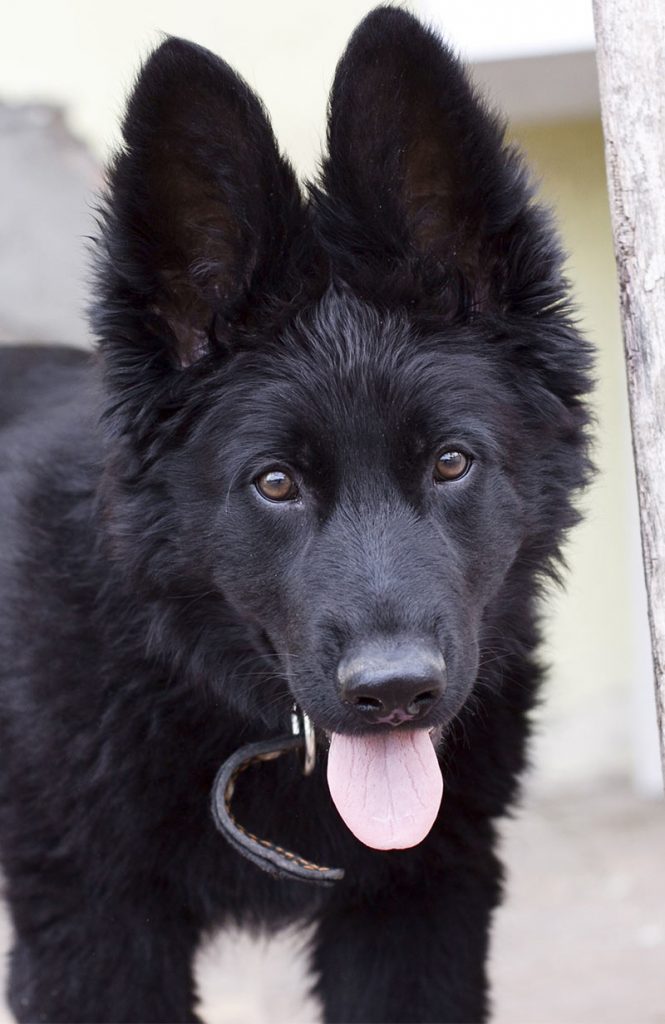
left=325, top=726, right=443, bottom=850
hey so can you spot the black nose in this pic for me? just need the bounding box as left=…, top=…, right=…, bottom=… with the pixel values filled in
left=338, top=641, right=446, bottom=726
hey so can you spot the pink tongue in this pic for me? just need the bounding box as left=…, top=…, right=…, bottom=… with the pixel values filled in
left=327, top=729, right=443, bottom=850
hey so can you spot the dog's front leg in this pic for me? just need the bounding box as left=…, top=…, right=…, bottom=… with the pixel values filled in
left=6, top=893, right=202, bottom=1024
left=310, top=856, right=501, bottom=1024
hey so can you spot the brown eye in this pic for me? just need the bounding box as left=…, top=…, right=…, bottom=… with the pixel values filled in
left=255, top=469, right=299, bottom=502
left=434, top=450, right=471, bottom=482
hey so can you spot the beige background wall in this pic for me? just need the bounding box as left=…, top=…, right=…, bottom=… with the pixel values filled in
left=0, top=1, right=658, bottom=793
left=511, top=120, right=658, bottom=791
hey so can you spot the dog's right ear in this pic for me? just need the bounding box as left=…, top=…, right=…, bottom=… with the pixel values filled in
left=93, top=37, right=304, bottom=372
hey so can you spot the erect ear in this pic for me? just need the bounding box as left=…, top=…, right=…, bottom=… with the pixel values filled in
left=315, top=7, right=559, bottom=315
left=94, top=37, right=305, bottom=369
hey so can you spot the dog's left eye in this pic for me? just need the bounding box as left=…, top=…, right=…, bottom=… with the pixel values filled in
left=434, top=450, right=471, bottom=482
left=255, top=469, right=300, bottom=502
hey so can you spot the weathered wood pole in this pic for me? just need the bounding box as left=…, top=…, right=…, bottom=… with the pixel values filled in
left=593, top=0, right=665, bottom=784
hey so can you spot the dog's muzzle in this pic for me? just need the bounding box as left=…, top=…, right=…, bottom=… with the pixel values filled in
left=210, top=706, right=345, bottom=886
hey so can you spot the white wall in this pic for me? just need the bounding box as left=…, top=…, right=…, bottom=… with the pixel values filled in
left=0, top=0, right=381, bottom=173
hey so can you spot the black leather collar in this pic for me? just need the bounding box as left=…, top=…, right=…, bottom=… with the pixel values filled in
left=210, top=719, right=345, bottom=887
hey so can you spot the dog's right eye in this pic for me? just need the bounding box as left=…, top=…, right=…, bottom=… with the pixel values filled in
left=433, top=450, right=471, bottom=482
left=255, top=469, right=299, bottom=503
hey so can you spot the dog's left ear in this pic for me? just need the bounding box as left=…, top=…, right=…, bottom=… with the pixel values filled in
left=94, top=37, right=305, bottom=370
left=316, top=7, right=559, bottom=316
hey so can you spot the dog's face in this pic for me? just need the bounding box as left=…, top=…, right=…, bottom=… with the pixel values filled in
left=184, top=300, right=529, bottom=737
left=94, top=10, right=591, bottom=787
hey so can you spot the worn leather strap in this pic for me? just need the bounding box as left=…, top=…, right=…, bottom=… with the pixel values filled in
left=210, top=734, right=345, bottom=886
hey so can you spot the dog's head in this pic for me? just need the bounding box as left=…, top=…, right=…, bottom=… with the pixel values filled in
left=94, top=8, right=592, bottom=847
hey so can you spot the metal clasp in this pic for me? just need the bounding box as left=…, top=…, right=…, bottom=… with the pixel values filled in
left=290, top=703, right=316, bottom=776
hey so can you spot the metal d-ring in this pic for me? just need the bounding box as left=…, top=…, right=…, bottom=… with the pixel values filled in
left=290, top=704, right=317, bottom=776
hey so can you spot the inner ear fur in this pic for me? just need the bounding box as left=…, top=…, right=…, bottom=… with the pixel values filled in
left=97, top=37, right=305, bottom=368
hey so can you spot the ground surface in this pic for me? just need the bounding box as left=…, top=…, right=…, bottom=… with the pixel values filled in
left=1, top=784, right=663, bottom=1023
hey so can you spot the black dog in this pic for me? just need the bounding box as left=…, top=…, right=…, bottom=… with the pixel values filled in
left=0, top=7, right=592, bottom=1022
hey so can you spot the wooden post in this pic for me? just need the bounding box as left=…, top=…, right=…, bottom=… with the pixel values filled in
left=593, top=0, right=665, bottom=785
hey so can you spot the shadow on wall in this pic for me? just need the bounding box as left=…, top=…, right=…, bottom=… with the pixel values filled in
left=0, top=103, right=99, bottom=347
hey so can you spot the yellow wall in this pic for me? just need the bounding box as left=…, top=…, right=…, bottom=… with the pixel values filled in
left=511, top=120, right=654, bottom=790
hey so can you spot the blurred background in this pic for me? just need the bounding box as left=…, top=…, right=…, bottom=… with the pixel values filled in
left=0, top=1, right=663, bottom=1022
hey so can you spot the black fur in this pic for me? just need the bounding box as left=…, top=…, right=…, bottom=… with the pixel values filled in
left=0, top=8, right=592, bottom=1023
